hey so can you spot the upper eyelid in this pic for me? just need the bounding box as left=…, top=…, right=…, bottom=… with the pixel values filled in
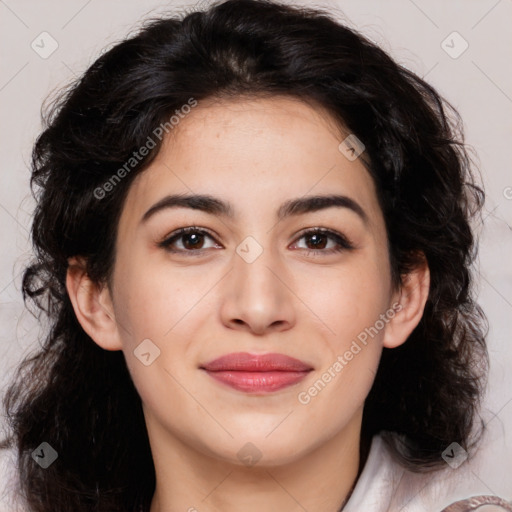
left=161, top=226, right=351, bottom=249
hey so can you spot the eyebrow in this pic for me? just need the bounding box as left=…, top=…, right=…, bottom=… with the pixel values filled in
left=140, top=193, right=369, bottom=226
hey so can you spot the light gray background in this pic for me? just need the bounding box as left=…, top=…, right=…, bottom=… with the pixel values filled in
left=0, top=0, right=511, bottom=509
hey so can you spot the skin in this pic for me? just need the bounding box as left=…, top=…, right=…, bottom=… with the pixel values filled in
left=67, top=96, right=429, bottom=512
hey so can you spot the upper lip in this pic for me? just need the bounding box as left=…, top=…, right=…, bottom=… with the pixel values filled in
left=200, top=352, right=313, bottom=372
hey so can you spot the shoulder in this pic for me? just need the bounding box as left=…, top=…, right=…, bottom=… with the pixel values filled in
left=343, top=431, right=511, bottom=512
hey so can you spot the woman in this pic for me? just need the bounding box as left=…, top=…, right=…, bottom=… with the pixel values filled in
left=1, top=0, right=509, bottom=510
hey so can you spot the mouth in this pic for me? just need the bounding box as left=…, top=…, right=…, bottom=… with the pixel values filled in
left=200, top=352, right=313, bottom=393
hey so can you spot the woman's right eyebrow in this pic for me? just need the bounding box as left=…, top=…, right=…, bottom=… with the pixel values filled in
left=140, top=193, right=369, bottom=227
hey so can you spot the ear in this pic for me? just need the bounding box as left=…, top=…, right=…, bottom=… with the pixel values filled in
left=66, top=256, right=123, bottom=351
left=383, top=256, right=430, bottom=349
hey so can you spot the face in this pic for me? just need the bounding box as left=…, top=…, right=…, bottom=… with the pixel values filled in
left=96, top=96, right=410, bottom=466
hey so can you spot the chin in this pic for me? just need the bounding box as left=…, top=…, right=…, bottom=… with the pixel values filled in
left=205, top=432, right=318, bottom=468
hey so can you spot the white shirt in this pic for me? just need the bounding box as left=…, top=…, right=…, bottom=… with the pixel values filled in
left=343, top=433, right=512, bottom=512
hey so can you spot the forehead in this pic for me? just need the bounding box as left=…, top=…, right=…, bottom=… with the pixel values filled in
left=118, top=95, right=383, bottom=232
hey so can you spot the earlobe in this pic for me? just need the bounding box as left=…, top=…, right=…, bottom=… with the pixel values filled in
left=383, top=258, right=430, bottom=349
left=66, top=256, right=123, bottom=351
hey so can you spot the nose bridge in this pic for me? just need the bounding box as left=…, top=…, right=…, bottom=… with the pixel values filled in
left=219, top=233, right=296, bottom=333
left=233, top=234, right=285, bottom=300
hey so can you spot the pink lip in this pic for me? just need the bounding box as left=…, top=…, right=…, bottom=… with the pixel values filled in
left=200, top=352, right=313, bottom=393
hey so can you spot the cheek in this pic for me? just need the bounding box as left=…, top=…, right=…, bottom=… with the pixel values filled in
left=111, top=259, right=205, bottom=396
left=296, top=256, right=390, bottom=346
left=112, top=251, right=191, bottom=342
left=297, top=270, right=387, bottom=430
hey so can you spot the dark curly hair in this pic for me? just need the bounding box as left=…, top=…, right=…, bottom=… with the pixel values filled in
left=1, top=0, right=488, bottom=511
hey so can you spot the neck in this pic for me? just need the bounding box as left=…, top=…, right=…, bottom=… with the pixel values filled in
left=148, top=409, right=366, bottom=512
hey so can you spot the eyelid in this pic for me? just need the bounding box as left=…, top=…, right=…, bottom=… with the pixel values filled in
left=158, top=226, right=221, bottom=252
left=290, top=227, right=355, bottom=251
left=158, top=226, right=355, bottom=254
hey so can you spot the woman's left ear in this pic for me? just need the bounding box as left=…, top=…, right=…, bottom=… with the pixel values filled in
left=382, top=256, right=430, bottom=349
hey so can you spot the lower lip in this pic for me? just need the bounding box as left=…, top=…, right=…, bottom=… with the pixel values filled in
left=203, top=370, right=311, bottom=393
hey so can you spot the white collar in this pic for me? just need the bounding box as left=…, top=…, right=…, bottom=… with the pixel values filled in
left=342, top=432, right=512, bottom=512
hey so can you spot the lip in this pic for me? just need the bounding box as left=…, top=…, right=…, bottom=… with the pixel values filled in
left=200, top=352, right=313, bottom=393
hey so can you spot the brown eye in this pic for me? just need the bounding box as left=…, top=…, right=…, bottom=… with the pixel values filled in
left=181, top=232, right=205, bottom=250
left=304, top=232, right=329, bottom=250
left=159, top=227, right=221, bottom=253
left=291, top=228, right=354, bottom=255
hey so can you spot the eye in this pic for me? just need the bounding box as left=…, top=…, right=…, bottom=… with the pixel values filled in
left=158, top=227, right=221, bottom=254
left=290, top=228, right=354, bottom=255
left=158, top=226, right=354, bottom=256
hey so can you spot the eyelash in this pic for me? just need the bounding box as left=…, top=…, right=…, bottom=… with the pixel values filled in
left=158, top=226, right=355, bottom=256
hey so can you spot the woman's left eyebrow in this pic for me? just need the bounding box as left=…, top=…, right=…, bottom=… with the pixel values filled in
left=140, top=193, right=369, bottom=226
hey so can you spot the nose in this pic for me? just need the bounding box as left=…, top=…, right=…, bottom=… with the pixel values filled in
left=219, top=245, right=296, bottom=335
